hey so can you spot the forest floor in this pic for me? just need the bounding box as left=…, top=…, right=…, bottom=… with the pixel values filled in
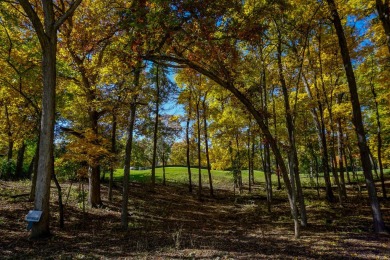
left=1, top=179, right=390, bottom=259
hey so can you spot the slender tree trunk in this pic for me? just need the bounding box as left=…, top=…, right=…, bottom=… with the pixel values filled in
left=203, top=96, right=213, bottom=197
left=29, top=138, right=39, bottom=202
left=186, top=90, right=193, bottom=193
left=303, top=71, right=335, bottom=202
left=162, top=152, right=166, bottom=186
left=277, top=30, right=306, bottom=226
left=327, top=0, right=386, bottom=232
left=259, top=57, right=272, bottom=212
left=122, top=97, right=138, bottom=229
left=337, top=117, right=347, bottom=198
left=247, top=126, right=252, bottom=193
left=109, top=113, right=117, bottom=202
left=196, top=98, right=202, bottom=200
left=87, top=109, right=102, bottom=207
left=251, top=139, right=255, bottom=185
left=343, top=146, right=351, bottom=184
left=52, top=170, right=64, bottom=229
left=121, top=66, right=140, bottom=229
left=15, top=141, right=26, bottom=178
left=271, top=91, right=281, bottom=190
left=5, top=104, right=13, bottom=177
left=369, top=151, right=379, bottom=179
left=151, top=66, right=160, bottom=190
left=370, top=79, right=387, bottom=198
left=346, top=144, right=358, bottom=181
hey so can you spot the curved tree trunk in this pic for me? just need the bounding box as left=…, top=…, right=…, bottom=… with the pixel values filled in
left=145, top=54, right=301, bottom=237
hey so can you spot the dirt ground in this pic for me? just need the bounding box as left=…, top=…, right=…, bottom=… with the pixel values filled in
left=1, top=180, right=390, bottom=259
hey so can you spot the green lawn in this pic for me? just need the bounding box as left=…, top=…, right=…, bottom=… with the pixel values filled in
left=109, top=167, right=265, bottom=190
left=107, top=166, right=390, bottom=190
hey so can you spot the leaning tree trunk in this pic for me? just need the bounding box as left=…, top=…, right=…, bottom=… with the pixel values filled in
left=327, top=0, right=386, bottom=233
left=148, top=52, right=301, bottom=238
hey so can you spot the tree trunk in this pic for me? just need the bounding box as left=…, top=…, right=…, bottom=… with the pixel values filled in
left=203, top=96, right=213, bottom=197
left=303, top=65, right=334, bottom=202
left=88, top=108, right=102, bottom=207
left=247, top=126, right=252, bottom=193
left=376, top=0, right=390, bottom=54
left=196, top=98, right=202, bottom=200
left=162, top=152, right=166, bottom=186
left=151, top=65, right=160, bottom=190
left=88, top=165, right=101, bottom=207
left=15, top=141, right=26, bottom=178
left=150, top=52, right=301, bottom=238
left=5, top=104, right=14, bottom=178
left=186, top=90, right=193, bottom=193
left=337, top=117, right=347, bottom=198
left=121, top=70, right=140, bottom=229
left=277, top=31, right=307, bottom=226
left=370, top=80, right=387, bottom=198
left=18, top=0, right=82, bottom=238
left=52, top=171, right=64, bottom=229
left=109, top=113, right=117, bottom=202
left=327, top=0, right=386, bottom=232
left=29, top=139, right=39, bottom=202
left=31, top=39, right=57, bottom=239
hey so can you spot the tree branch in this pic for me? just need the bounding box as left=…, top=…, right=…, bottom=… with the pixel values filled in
left=18, top=0, right=46, bottom=46
left=54, top=0, right=83, bottom=31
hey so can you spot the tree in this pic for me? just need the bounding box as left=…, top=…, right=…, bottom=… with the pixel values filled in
left=16, top=0, right=82, bottom=238
left=326, top=0, right=386, bottom=233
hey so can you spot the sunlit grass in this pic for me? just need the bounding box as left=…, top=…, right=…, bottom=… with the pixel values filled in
left=108, top=166, right=390, bottom=191
left=109, top=167, right=265, bottom=190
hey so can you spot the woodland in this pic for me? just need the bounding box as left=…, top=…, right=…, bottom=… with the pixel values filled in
left=0, top=0, right=390, bottom=258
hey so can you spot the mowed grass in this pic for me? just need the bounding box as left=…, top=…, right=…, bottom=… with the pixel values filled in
left=109, top=167, right=265, bottom=190
left=108, top=167, right=390, bottom=191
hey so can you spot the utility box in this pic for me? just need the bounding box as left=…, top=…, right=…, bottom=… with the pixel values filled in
left=25, top=210, right=42, bottom=231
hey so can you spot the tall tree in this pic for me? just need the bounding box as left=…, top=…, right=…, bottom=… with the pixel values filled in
left=17, top=0, right=82, bottom=238
left=326, top=0, right=386, bottom=233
